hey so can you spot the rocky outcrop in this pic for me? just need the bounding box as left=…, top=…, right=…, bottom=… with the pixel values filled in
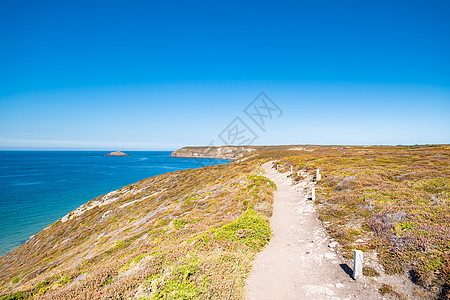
left=170, top=146, right=258, bottom=159
left=104, top=151, right=129, bottom=156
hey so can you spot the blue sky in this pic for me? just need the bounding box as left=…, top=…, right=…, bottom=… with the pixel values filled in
left=0, top=0, right=449, bottom=150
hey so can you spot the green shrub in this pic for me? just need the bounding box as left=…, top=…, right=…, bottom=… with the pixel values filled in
left=215, top=210, right=271, bottom=250
left=35, top=280, right=50, bottom=289
left=0, top=291, right=26, bottom=300
left=57, top=276, right=72, bottom=286
left=173, top=218, right=187, bottom=230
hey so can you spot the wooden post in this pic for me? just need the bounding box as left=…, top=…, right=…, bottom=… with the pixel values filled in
left=311, top=188, right=315, bottom=201
left=353, top=250, right=363, bottom=280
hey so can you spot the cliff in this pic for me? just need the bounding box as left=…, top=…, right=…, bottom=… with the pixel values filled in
left=170, top=146, right=261, bottom=159
left=169, top=145, right=319, bottom=159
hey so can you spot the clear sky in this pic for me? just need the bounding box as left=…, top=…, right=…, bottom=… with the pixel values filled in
left=1, top=0, right=449, bottom=150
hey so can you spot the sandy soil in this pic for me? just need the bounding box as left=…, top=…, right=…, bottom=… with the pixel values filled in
left=245, top=162, right=388, bottom=300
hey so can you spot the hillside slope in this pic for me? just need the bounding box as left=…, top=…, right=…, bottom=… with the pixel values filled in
left=265, top=145, right=449, bottom=298
left=0, top=159, right=275, bottom=299
left=1, top=144, right=448, bottom=299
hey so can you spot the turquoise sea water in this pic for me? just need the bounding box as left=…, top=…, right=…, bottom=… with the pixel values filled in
left=0, top=151, right=231, bottom=256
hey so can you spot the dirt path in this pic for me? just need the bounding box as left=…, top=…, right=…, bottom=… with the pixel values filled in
left=245, top=162, right=384, bottom=300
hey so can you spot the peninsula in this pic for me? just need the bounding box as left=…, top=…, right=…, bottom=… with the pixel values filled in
left=170, top=145, right=257, bottom=159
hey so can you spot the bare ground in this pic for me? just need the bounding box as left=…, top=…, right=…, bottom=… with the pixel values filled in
left=245, top=162, right=390, bottom=300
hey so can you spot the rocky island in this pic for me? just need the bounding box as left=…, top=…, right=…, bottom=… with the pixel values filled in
left=104, top=151, right=129, bottom=156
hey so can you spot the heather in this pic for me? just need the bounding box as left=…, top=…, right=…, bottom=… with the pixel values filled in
left=1, top=145, right=449, bottom=299
left=0, top=159, right=274, bottom=299
left=265, top=145, right=449, bottom=298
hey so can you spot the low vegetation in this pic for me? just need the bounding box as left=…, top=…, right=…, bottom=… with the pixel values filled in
left=265, top=145, right=449, bottom=298
left=1, top=144, right=448, bottom=299
left=0, top=158, right=275, bottom=299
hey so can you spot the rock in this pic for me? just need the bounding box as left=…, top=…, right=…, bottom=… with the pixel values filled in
left=328, top=241, right=338, bottom=248
left=382, top=211, right=407, bottom=224
left=336, top=176, right=357, bottom=191
left=395, top=172, right=417, bottom=180
left=104, top=151, right=129, bottom=156
left=324, top=252, right=336, bottom=260
left=431, top=194, right=444, bottom=205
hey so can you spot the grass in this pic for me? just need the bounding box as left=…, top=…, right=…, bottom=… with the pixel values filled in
left=173, top=218, right=187, bottom=230
left=379, top=284, right=404, bottom=298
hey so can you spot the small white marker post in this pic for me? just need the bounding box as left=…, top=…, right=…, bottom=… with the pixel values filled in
left=353, top=250, right=363, bottom=280
left=311, top=187, right=315, bottom=201
left=290, top=166, right=293, bottom=173
left=297, top=171, right=300, bottom=176
left=316, top=168, right=321, bottom=181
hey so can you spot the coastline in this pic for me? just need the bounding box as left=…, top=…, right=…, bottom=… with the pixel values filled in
left=170, top=145, right=258, bottom=159
left=2, top=145, right=448, bottom=299
left=0, top=151, right=270, bottom=299
left=0, top=151, right=230, bottom=257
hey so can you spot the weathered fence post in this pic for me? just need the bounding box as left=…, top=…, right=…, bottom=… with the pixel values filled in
left=316, top=168, right=321, bottom=181
left=353, top=250, right=363, bottom=280
left=311, top=188, right=315, bottom=201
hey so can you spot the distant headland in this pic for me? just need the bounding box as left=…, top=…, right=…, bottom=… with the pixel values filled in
left=104, top=151, right=129, bottom=156
left=170, top=145, right=310, bottom=159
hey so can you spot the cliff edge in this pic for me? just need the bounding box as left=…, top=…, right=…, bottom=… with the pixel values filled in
left=170, top=146, right=258, bottom=159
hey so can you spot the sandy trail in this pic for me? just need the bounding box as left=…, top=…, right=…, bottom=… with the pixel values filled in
left=245, top=162, right=383, bottom=300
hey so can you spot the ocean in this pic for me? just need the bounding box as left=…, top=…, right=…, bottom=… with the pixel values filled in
left=0, top=151, right=231, bottom=256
